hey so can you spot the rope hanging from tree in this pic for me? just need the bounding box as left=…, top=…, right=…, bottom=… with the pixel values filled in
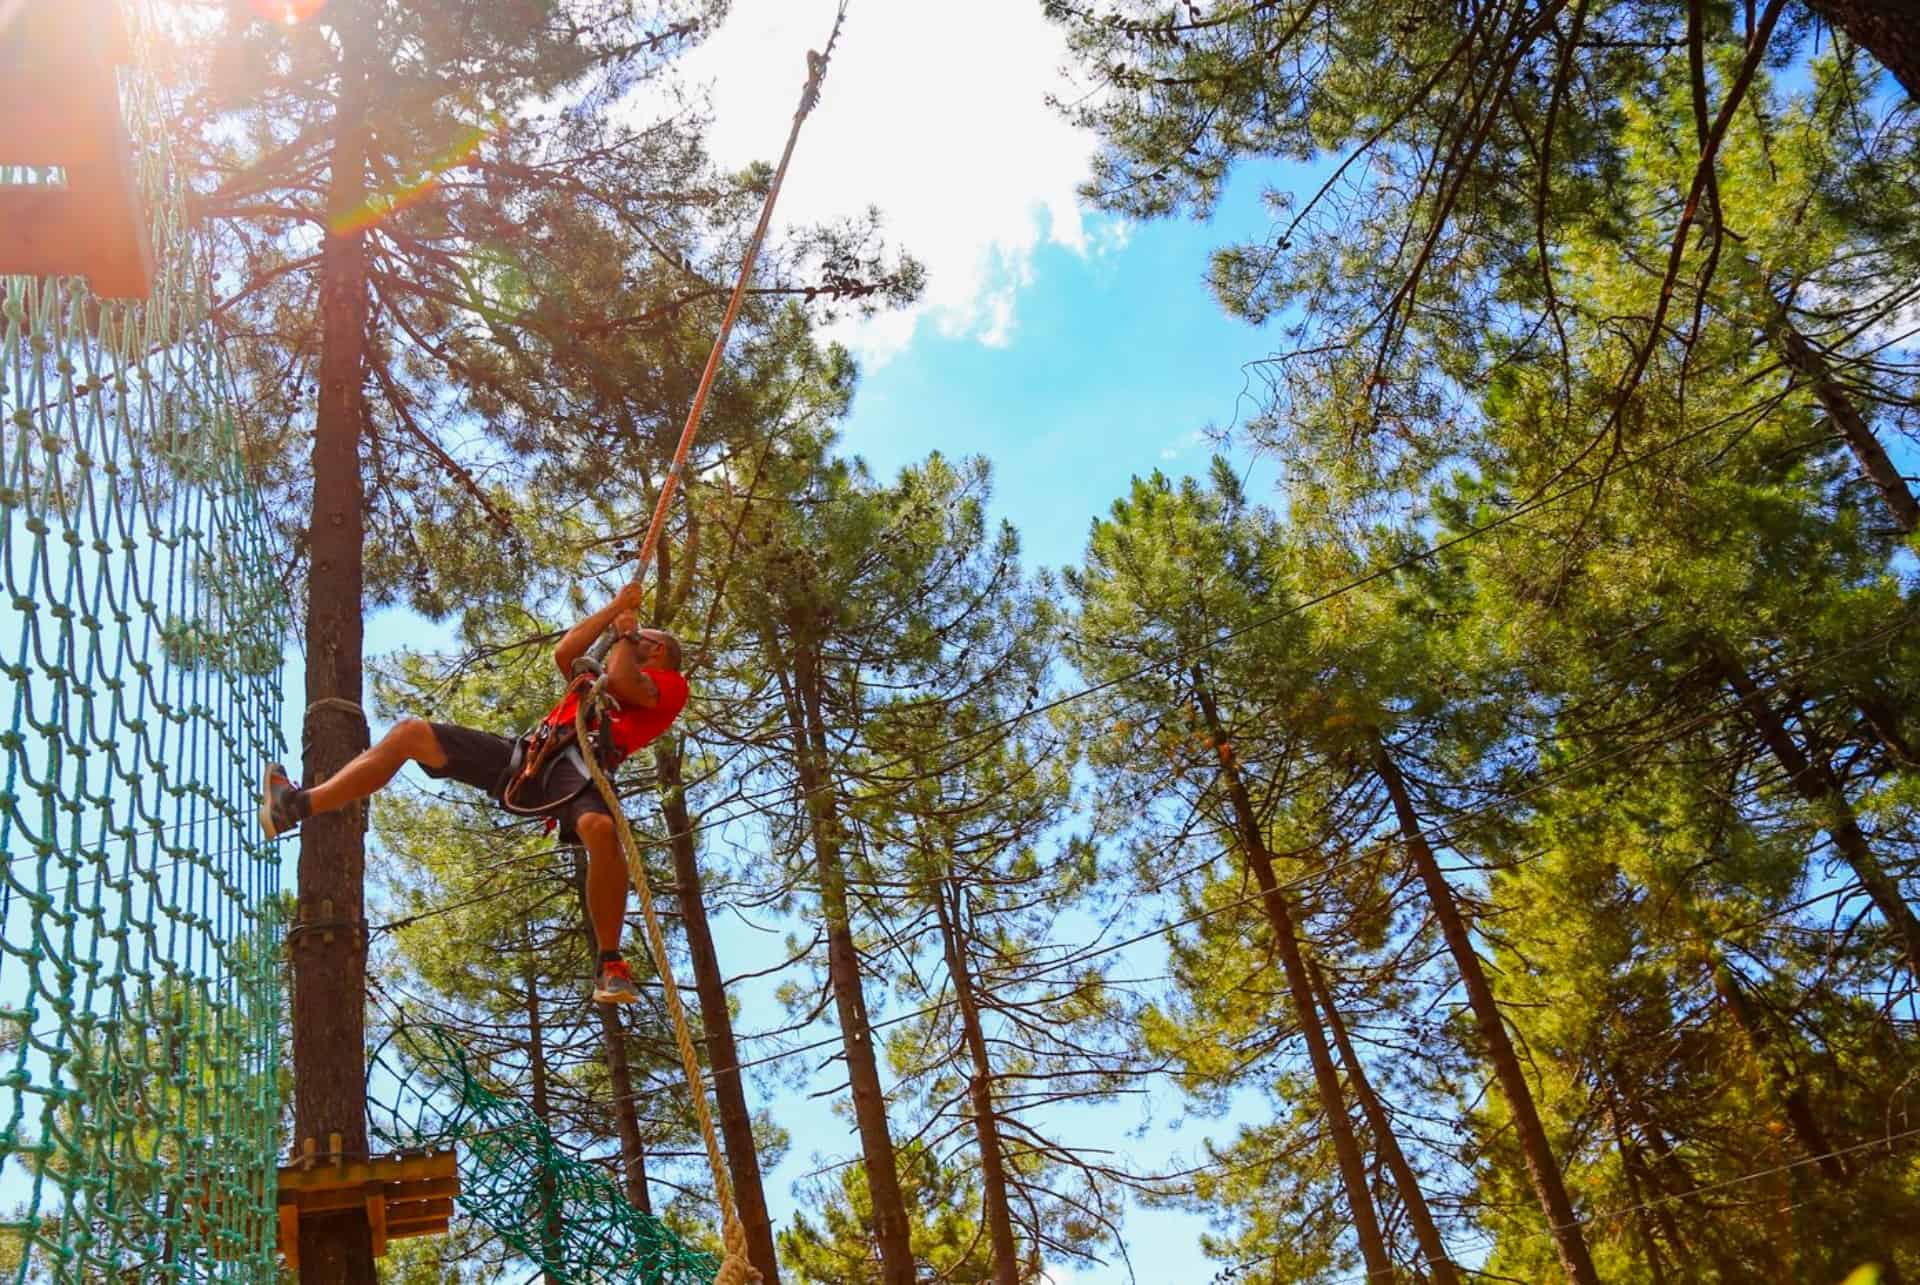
left=576, top=9, right=848, bottom=1283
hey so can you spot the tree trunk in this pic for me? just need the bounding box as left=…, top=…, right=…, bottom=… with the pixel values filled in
left=653, top=736, right=780, bottom=1279
left=1778, top=325, right=1920, bottom=532
left=645, top=493, right=777, bottom=1273
left=1714, top=648, right=1920, bottom=979
left=291, top=4, right=375, bottom=1277
left=1704, top=949, right=1848, bottom=1180
left=1307, top=958, right=1461, bottom=1285
left=1856, top=693, right=1918, bottom=769
left=1603, top=1082, right=1671, bottom=1285
left=1370, top=733, right=1601, bottom=1285
left=1798, top=0, right=1920, bottom=100
left=572, top=850, right=653, bottom=1214
left=929, top=875, right=1021, bottom=1285
left=1192, top=680, right=1394, bottom=1281
left=774, top=636, right=915, bottom=1283
left=524, top=958, right=565, bottom=1285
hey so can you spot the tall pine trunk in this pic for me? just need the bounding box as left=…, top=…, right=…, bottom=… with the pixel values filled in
left=643, top=504, right=777, bottom=1269
left=1713, top=646, right=1920, bottom=979
left=771, top=634, right=915, bottom=1282
left=1306, top=958, right=1461, bottom=1285
left=1603, top=1081, right=1673, bottom=1285
left=524, top=957, right=565, bottom=1285
left=1799, top=0, right=1920, bottom=99
left=1704, top=950, right=1848, bottom=1181
left=928, top=873, right=1020, bottom=1284
left=1193, top=680, right=1393, bottom=1280
left=1369, top=733, right=1601, bottom=1285
left=1777, top=325, right=1920, bottom=532
left=291, top=4, right=375, bottom=1277
left=572, top=850, right=653, bottom=1213
left=653, top=736, right=780, bottom=1279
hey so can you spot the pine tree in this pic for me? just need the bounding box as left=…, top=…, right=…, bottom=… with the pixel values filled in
left=1065, top=463, right=1466, bottom=1281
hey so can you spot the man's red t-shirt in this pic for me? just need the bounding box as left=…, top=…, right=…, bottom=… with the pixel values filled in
left=546, top=668, right=689, bottom=766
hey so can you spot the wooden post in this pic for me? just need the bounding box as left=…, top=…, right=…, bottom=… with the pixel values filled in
left=290, top=0, right=377, bottom=1277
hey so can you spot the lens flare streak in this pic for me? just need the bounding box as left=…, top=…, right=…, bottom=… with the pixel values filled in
left=330, top=114, right=504, bottom=237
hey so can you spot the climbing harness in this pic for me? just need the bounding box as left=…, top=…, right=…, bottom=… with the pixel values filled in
left=568, top=8, right=849, bottom=1283
left=499, top=658, right=620, bottom=818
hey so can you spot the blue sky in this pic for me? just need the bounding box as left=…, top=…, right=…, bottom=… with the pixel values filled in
left=708, top=187, right=1297, bottom=1285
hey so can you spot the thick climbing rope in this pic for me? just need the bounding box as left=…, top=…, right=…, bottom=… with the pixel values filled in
left=596, top=6, right=848, bottom=636
left=575, top=9, right=847, bottom=1283
left=0, top=0, right=287, bottom=1278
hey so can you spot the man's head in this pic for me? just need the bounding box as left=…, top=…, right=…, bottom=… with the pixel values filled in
left=629, top=625, right=682, bottom=672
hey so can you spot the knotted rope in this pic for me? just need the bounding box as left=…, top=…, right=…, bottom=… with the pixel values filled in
left=573, top=9, right=848, bottom=1282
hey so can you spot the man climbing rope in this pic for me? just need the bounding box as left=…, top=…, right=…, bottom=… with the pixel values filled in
left=258, top=581, right=689, bottom=1005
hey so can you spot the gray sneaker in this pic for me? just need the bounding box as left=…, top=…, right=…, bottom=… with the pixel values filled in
left=259, top=763, right=303, bottom=839
left=592, top=960, right=639, bottom=1005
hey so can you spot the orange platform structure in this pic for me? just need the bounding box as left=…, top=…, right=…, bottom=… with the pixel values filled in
left=275, top=1140, right=461, bottom=1269
left=0, top=0, right=154, bottom=298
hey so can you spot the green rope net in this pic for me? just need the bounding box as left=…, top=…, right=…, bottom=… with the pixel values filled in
left=371, top=1025, right=720, bottom=1284
left=0, top=1, right=288, bottom=1279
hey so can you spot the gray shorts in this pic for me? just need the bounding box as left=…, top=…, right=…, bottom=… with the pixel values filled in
left=418, top=721, right=611, bottom=842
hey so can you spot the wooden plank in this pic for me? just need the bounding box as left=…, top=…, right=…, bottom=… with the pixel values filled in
left=390, top=1217, right=453, bottom=1243
left=277, top=1203, right=300, bottom=1271
left=386, top=1197, right=457, bottom=1232
left=365, top=1187, right=388, bottom=1258
left=278, top=1149, right=458, bottom=1192
left=281, top=1175, right=461, bottom=1215
left=387, top=1196, right=458, bottom=1220
left=0, top=181, right=149, bottom=298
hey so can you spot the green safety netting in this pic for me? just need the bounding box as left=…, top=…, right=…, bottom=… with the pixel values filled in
left=0, top=0, right=288, bottom=1279
left=371, top=1025, right=720, bottom=1284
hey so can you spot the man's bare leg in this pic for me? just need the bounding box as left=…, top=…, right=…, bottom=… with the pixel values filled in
left=304, top=718, right=449, bottom=816
left=576, top=811, right=640, bottom=1004
left=576, top=811, right=627, bottom=956
left=263, top=718, right=450, bottom=837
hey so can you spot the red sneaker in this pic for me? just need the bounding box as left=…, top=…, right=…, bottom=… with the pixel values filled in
left=592, top=957, right=638, bottom=1005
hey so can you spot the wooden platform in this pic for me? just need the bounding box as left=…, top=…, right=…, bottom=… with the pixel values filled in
left=276, top=1142, right=460, bottom=1268
left=0, top=0, right=154, bottom=298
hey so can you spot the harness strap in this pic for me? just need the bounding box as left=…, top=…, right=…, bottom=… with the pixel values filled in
left=498, top=674, right=619, bottom=817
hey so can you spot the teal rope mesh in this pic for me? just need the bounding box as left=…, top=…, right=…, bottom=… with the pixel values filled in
left=0, top=0, right=287, bottom=1279
left=371, top=1026, right=720, bottom=1284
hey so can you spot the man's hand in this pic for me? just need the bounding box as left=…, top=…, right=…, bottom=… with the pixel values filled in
left=614, top=609, right=640, bottom=636
left=556, top=580, right=646, bottom=678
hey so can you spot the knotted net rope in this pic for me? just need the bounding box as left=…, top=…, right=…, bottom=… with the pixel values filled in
left=369, top=1025, right=720, bottom=1283
left=0, top=0, right=288, bottom=1279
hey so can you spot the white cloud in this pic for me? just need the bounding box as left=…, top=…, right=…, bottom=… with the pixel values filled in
left=675, top=0, right=1103, bottom=365
left=1160, top=428, right=1208, bottom=460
